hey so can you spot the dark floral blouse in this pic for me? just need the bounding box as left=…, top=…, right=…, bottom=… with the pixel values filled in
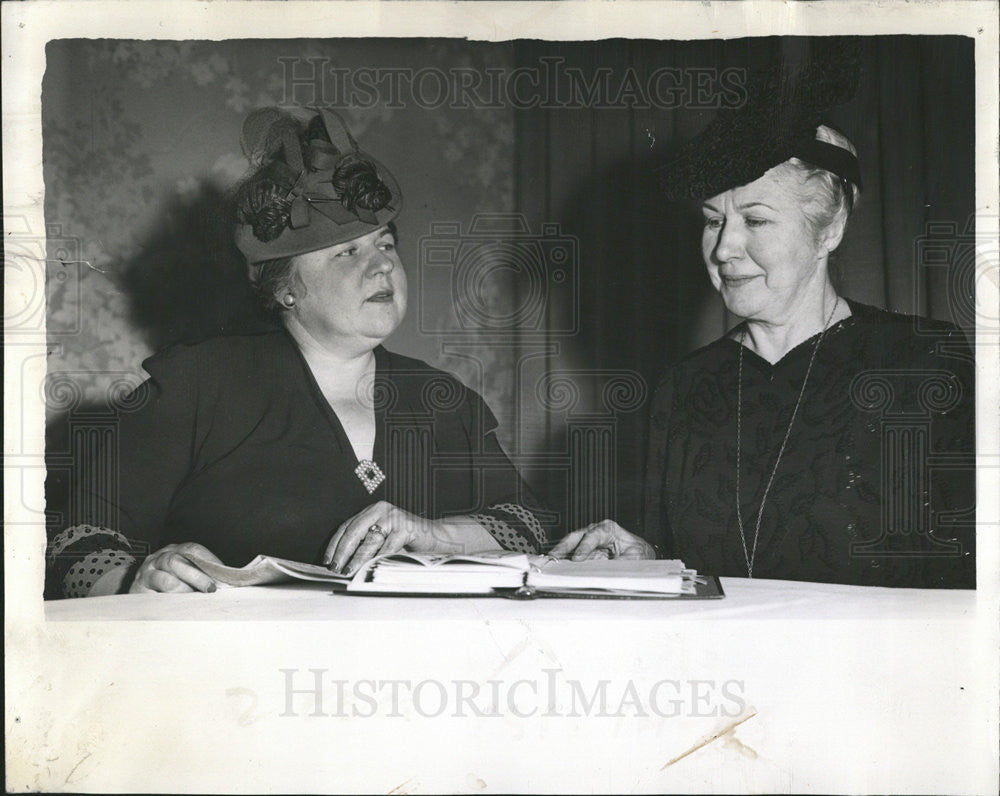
left=643, top=299, right=975, bottom=588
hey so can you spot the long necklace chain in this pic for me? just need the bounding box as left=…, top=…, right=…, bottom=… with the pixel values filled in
left=735, top=297, right=840, bottom=578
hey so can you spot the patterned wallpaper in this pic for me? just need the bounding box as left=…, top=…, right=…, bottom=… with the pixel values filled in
left=43, top=39, right=526, bottom=440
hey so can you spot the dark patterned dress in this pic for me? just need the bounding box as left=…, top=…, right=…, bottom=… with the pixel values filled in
left=643, top=299, right=975, bottom=588
left=47, top=330, right=548, bottom=598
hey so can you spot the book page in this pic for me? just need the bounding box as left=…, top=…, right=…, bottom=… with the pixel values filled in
left=373, top=551, right=531, bottom=570
left=180, top=553, right=353, bottom=587
left=348, top=551, right=530, bottom=591
left=527, top=559, right=695, bottom=594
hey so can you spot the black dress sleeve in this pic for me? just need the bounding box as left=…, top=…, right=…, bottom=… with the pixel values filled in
left=923, top=325, right=976, bottom=587
left=46, top=344, right=205, bottom=597
left=115, top=346, right=206, bottom=548
left=864, top=318, right=976, bottom=588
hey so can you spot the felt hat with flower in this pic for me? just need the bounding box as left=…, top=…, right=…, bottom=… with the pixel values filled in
left=235, top=108, right=402, bottom=264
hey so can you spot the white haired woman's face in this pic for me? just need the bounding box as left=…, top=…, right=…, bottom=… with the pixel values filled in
left=700, top=166, right=844, bottom=325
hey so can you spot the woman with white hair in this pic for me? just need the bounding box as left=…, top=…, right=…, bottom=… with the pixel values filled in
left=554, top=50, right=974, bottom=587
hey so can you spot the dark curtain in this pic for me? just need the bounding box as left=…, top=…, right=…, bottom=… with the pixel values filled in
left=512, top=36, right=975, bottom=531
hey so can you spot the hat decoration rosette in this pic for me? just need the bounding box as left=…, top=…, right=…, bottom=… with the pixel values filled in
left=658, top=38, right=864, bottom=202
left=235, top=108, right=402, bottom=264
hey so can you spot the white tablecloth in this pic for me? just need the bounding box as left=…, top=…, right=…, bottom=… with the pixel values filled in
left=43, top=575, right=977, bottom=621
left=10, top=579, right=995, bottom=793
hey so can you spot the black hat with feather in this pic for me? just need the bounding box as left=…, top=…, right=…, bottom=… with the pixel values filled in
left=659, top=38, right=864, bottom=203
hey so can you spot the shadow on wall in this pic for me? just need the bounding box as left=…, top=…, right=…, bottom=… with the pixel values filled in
left=120, top=182, right=267, bottom=352
left=44, top=181, right=268, bottom=595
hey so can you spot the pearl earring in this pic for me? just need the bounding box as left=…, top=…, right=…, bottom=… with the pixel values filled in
left=281, top=294, right=295, bottom=308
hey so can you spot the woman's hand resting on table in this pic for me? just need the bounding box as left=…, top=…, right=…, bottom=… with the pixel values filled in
left=549, top=519, right=657, bottom=561
left=323, top=501, right=499, bottom=574
left=129, top=542, right=223, bottom=593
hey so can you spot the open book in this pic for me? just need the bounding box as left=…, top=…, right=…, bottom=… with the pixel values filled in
left=180, top=550, right=724, bottom=599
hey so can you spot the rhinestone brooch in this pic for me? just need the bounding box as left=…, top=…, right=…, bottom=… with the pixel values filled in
left=354, top=459, right=386, bottom=494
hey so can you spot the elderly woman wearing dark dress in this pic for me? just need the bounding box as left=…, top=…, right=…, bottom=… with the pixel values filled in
left=47, top=108, right=547, bottom=598
left=554, top=59, right=975, bottom=588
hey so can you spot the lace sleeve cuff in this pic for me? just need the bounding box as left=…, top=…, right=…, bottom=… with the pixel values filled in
left=472, top=503, right=548, bottom=555
left=47, top=524, right=137, bottom=599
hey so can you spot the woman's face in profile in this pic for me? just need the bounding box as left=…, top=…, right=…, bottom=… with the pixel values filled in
left=700, top=167, right=826, bottom=323
left=288, top=225, right=408, bottom=345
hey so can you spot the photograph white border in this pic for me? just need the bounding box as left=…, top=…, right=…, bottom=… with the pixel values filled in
left=5, top=2, right=999, bottom=793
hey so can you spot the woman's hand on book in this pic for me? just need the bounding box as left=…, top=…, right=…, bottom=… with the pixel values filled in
left=324, top=501, right=495, bottom=574
left=549, top=520, right=656, bottom=562
left=129, top=542, right=222, bottom=593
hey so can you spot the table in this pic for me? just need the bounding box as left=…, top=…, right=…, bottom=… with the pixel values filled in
left=42, top=575, right=978, bottom=621
left=10, top=579, right=997, bottom=793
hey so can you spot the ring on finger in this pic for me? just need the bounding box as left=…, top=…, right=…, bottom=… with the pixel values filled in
left=367, top=523, right=387, bottom=540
